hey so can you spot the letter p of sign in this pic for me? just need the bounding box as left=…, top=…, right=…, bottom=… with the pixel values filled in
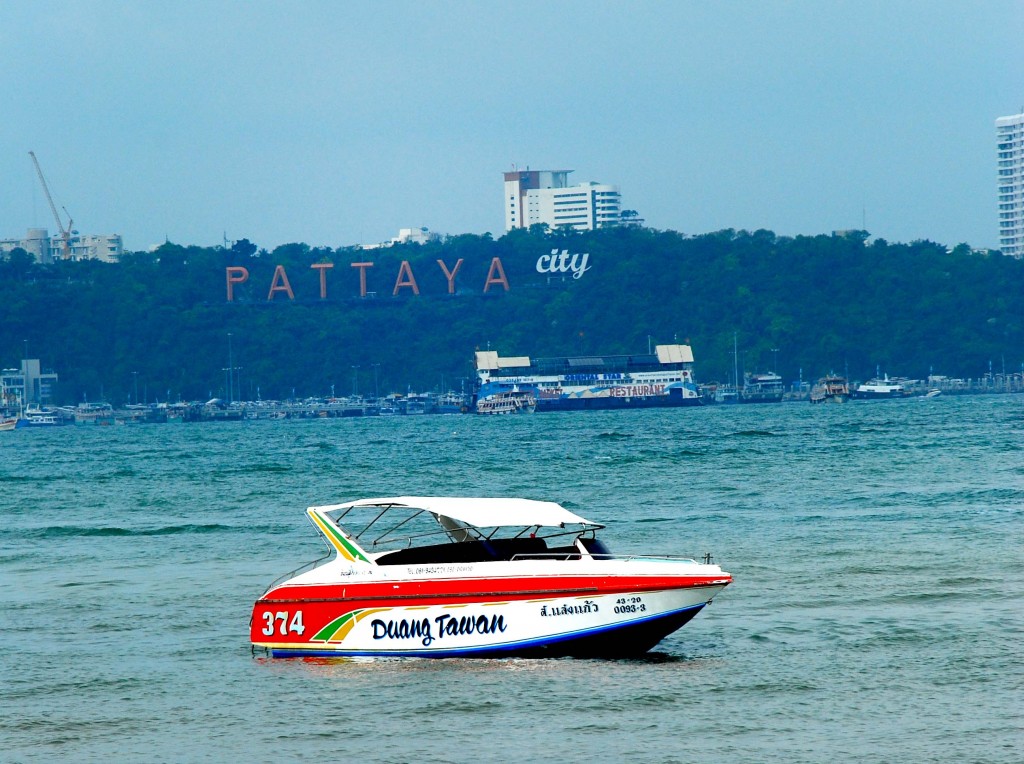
left=226, top=266, right=249, bottom=302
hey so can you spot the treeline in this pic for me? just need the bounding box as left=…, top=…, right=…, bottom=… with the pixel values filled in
left=0, top=226, right=1021, bottom=404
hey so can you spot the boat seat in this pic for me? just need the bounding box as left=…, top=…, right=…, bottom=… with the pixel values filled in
left=544, top=545, right=582, bottom=560
left=485, top=537, right=549, bottom=561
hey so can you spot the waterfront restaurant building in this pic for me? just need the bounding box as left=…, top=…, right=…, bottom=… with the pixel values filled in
left=504, top=169, right=622, bottom=232
left=997, top=112, right=1024, bottom=258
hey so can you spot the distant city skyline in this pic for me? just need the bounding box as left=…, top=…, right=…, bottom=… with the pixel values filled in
left=0, top=1, right=1021, bottom=253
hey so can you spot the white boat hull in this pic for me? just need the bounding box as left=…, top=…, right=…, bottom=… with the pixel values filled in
left=255, top=582, right=726, bottom=658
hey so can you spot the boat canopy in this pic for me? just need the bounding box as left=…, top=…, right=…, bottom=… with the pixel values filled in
left=309, top=496, right=599, bottom=530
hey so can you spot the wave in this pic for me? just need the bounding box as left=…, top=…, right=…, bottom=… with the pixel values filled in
left=728, top=430, right=778, bottom=437
left=0, top=474, right=54, bottom=483
left=211, top=464, right=292, bottom=476
left=14, top=523, right=256, bottom=539
left=887, top=590, right=986, bottom=604
left=595, top=431, right=634, bottom=439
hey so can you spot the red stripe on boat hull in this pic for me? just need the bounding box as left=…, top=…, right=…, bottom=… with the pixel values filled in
left=260, top=573, right=729, bottom=604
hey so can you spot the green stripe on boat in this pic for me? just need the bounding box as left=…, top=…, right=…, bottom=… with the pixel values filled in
left=313, top=611, right=356, bottom=641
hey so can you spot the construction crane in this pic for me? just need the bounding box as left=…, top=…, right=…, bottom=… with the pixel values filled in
left=28, top=150, right=74, bottom=260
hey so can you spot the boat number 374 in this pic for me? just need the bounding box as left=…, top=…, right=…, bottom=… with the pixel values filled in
left=261, top=610, right=306, bottom=636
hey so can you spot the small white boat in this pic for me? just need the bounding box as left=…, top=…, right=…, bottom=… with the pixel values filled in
left=250, top=497, right=732, bottom=658
left=922, top=389, right=942, bottom=399
left=851, top=376, right=910, bottom=400
left=20, top=407, right=68, bottom=427
left=0, top=417, right=17, bottom=432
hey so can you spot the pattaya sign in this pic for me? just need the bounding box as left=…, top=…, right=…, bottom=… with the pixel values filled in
left=226, top=250, right=591, bottom=301
left=225, top=258, right=510, bottom=301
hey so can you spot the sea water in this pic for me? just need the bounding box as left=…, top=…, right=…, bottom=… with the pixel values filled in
left=1, top=396, right=1021, bottom=763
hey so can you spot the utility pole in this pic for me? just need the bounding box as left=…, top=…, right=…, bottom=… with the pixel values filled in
left=227, top=333, right=234, bottom=405
left=733, top=332, right=739, bottom=388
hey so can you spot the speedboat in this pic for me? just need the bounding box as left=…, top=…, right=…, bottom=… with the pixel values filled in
left=250, top=496, right=732, bottom=658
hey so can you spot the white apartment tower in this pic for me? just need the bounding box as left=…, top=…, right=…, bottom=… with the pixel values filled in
left=996, top=112, right=1024, bottom=257
left=504, top=169, right=622, bottom=232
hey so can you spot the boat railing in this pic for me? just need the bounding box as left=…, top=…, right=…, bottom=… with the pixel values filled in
left=262, top=550, right=332, bottom=594
left=509, top=552, right=699, bottom=563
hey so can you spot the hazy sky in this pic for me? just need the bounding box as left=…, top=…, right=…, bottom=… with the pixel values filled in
left=1, top=1, right=1021, bottom=252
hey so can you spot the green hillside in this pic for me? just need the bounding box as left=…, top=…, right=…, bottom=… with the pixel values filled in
left=1, top=227, right=1021, bottom=403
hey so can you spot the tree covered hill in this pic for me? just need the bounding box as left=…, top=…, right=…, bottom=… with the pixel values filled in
left=1, top=226, right=1020, bottom=404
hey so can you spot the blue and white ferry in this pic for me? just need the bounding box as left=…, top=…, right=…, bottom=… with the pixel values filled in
left=475, top=344, right=702, bottom=412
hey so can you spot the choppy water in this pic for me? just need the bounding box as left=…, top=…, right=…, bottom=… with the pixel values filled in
left=1, top=396, right=1021, bottom=763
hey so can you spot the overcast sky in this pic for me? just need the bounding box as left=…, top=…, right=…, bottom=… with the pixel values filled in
left=0, top=1, right=1021, bottom=252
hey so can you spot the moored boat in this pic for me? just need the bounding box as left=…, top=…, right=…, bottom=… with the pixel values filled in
left=475, top=388, right=536, bottom=415
left=810, top=375, right=850, bottom=404
left=713, top=384, right=741, bottom=404
left=851, top=376, right=911, bottom=400
left=250, top=497, right=732, bottom=658
left=741, top=372, right=784, bottom=404
left=18, top=406, right=70, bottom=427
left=436, top=390, right=470, bottom=414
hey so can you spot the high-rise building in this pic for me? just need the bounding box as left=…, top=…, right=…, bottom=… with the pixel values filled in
left=503, top=169, right=622, bottom=232
left=996, top=112, right=1024, bottom=258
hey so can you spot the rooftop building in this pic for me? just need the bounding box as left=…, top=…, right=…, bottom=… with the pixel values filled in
left=359, top=227, right=442, bottom=250
left=503, top=169, right=624, bottom=232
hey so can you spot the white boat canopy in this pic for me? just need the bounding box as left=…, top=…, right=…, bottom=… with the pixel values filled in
left=309, top=496, right=599, bottom=530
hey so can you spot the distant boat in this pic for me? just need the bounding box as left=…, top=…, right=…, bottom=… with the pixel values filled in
left=921, top=389, right=942, bottom=399
left=476, top=389, right=537, bottom=415
left=741, top=372, right=784, bottom=404
left=851, top=376, right=911, bottom=400
left=378, top=395, right=401, bottom=417
left=19, top=406, right=69, bottom=427
left=713, top=384, right=741, bottom=404
left=0, top=416, right=17, bottom=432
left=810, top=375, right=850, bottom=404
left=436, top=391, right=469, bottom=414
left=403, top=393, right=431, bottom=415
